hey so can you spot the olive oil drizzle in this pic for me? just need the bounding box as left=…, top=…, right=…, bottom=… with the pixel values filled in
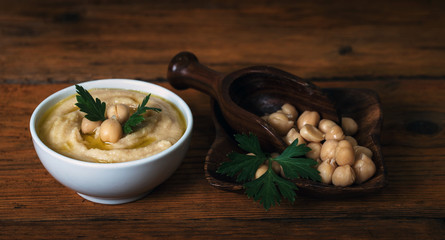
left=38, top=88, right=186, bottom=161
left=81, top=133, right=157, bottom=150
left=82, top=134, right=113, bottom=150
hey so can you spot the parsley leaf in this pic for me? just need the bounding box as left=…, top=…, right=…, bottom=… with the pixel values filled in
left=75, top=85, right=106, bottom=121
left=274, top=140, right=321, bottom=181
left=245, top=166, right=298, bottom=210
left=234, top=133, right=267, bottom=159
left=217, top=133, right=267, bottom=182
left=218, top=152, right=264, bottom=182
left=123, top=93, right=161, bottom=134
left=217, top=134, right=320, bottom=210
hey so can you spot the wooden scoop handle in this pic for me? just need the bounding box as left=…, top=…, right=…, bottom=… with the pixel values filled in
left=167, top=52, right=223, bottom=99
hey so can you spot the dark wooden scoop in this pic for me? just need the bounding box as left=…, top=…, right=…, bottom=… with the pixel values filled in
left=167, top=51, right=339, bottom=152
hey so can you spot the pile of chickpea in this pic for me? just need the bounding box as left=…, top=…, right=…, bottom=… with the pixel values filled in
left=259, top=103, right=376, bottom=187
left=80, top=104, right=130, bottom=143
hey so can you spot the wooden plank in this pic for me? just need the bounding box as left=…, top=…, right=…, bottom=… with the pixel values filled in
left=1, top=219, right=444, bottom=239
left=1, top=1, right=445, bottom=83
left=1, top=0, right=445, bottom=238
left=0, top=81, right=443, bottom=231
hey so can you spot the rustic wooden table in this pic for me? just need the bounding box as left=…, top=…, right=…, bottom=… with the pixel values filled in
left=1, top=0, right=444, bottom=239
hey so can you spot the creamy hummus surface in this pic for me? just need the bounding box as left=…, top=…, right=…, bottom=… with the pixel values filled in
left=38, top=89, right=185, bottom=163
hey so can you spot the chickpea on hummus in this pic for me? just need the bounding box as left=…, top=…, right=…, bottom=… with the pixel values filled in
left=38, top=88, right=185, bottom=163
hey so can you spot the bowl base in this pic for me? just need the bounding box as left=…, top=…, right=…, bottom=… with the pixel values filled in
left=77, top=191, right=151, bottom=205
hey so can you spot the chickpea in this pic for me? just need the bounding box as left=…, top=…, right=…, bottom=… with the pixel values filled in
left=332, top=165, right=356, bottom=187
left=317, top=159, right=337, bottom=184
left=81, top=118, right=102, bottom=134
left=353, top=153, right=376, bottom=184
left=300, top=124, right=325, bottom=143
left=270, top=152, right=280, bottom=158
left=271, top=161, right=282, bottom=175
left=268, top=112, right=294, bottom=135
left=260, top=153, right=286, bottom=177
left=281, top=103, right=298, bottom=121
left=344, top=136, right=358, bottom=147
left=306, top=142, right=322, bottom=160
left=342, top=117, right=358, bottom=136
left=284, top=128, right=306, bottom=145
left=107, top=104, right=130, bottom=124
left=325, top=125, right=345, bottom=140
left=264, top=153, right=283, bottom=175
left=260, top=155, right=285, bottom=178
left=297, top=111, right=320, bottom=130
left=280, top=168, right=286, bottom=178
left=318, top=119, right=338, bottom=133
left=335, top=140, right=355, bottom=166
left=99, top=118, right=123, bottom=143
left=255, top=164, right=268, bottom=179
left=320, top=140, right=338, bottom=161
left=261, top=114, right=269, bottom=122
left=354, top=145, right=373, bottom=159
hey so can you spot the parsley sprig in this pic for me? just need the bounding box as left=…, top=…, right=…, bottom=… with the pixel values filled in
left=75, top=85, right=107, bottom=121
left=75, top=84, right=161, bottom=135
left=123, top=94, right=161, bottom=134
left=217, top=133, right=321, bottom=210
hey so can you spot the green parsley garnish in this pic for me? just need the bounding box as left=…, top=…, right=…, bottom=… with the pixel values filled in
left=217, top=133, right=321, bottom=210
left=123, top=94, right=161, bottom=134
left=75, top=84, right=161, bottom=135
left=75, top=85, right=107, bottom=121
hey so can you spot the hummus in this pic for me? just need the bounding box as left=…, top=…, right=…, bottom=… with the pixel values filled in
left=38, top=88, right=185, bottom=163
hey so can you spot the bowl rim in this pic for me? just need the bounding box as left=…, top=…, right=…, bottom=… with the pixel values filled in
left=29, top=78, right=193, bottom=169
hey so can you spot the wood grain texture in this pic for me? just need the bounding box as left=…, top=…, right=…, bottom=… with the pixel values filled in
left=0, top=0, right=444, bottom=239
left=1, top=0, right=445, bottom=83
left=1, top=80, right=444, bottom=239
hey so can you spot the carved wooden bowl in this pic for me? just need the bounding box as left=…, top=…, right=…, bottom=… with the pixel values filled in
left=204, top=88, right=386, bottom=197
left=167, top=51, right=387, bottom=197
left=167, top=52, right=338, bottom=152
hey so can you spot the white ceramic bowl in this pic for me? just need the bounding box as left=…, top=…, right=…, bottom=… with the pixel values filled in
left=30, top=79, right=193, bottom=204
